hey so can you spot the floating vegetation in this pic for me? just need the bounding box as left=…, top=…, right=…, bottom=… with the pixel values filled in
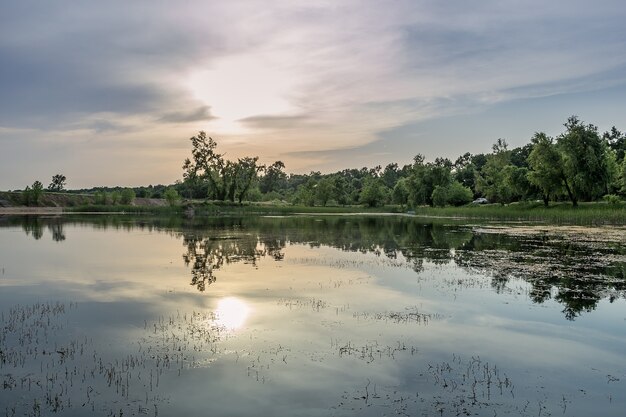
left=0, top=303, right=230, bottom=417
left=352, top=306, right=438, bottom=325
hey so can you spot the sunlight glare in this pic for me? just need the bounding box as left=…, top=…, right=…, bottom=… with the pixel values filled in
left=186, top=55, right=296, bottom=127
left=215, top=297, right=250, bottom=329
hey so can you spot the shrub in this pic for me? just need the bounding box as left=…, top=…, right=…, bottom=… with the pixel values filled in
left=603, top=194, right=622, bottom=205
left=446, top=181, right=473, bottom=206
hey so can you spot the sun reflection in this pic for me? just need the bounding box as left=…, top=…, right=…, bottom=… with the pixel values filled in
left=215, top=297, right=250, bottom=330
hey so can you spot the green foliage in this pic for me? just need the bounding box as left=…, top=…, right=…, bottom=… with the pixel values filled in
left=475, top=140, right=514, bottom=204
left=94, top=191, right=107, bottom=205
left=47, top=174, right=67, bottom=192
left=182, top=132, right=264, bottom=202
left=360, top=178, right=389, bottom=207
left=445, top=181, right=473, bottom=206
left=431, top=185, right=447, bottom=207
left=164, top=187, right=181, bottom=206
left=392, top=178, right=410, bottom=207
left=557, top=116, right=614, bottom=205
left=408, top=156, right=452, bottom=206
left=259, top=161, right=287, bottom=194
left=22, top=181, right=44, bottom=206
left=603, top=194, right=621, bottom=205
left=292, top=183, right=316, bottom=206
left=527, top=133, right=564, bottom=205
left=109, top=191, right=121, bottom=205
left=315, top=177, right=337, bottom=206
left=621, top=158, right=626, bottom=194
left=120, top=188, right=136, bottom=205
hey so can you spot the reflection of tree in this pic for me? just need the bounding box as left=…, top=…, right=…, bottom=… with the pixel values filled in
left=455, top=232, right=626, bottom=320
left=4, top=214, right=625, bottom=319
left=20, top=217, right=44, bottom=240
left=181, top=233, right=276, bottom=291
left=48, top=221, right=66, bottom=242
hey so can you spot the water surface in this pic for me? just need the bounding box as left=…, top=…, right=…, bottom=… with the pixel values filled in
left=0, top=215, right=624, bottom=416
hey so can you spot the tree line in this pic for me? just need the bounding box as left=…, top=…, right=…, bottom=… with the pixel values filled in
left=173, top=116, right=626, bottom=207
left=14, top=115, right=626, bottom=208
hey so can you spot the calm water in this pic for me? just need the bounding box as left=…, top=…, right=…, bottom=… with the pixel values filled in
left=0, top=215, right=624, bottom=416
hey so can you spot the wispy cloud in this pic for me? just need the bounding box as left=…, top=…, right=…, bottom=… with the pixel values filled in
left=1, top=0, right=626, bottom=187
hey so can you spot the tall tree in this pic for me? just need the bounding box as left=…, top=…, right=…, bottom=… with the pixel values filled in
left=475, top=139, right=514, bottom=204
left=527, top=133, right=565, bottom=206
left=259, top=161, right=287, bottom=194
left=557, top=116, right=614, bottom=205
left=47, top=174, right=67, bottom=192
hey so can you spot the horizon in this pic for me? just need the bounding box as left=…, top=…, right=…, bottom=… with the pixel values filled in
left=2, top=1, right=626, bottom=189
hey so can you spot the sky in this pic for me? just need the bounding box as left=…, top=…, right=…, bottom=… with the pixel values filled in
left=1, top=0, right=626, bottom=189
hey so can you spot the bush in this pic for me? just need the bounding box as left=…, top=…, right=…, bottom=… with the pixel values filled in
left=446, top=181, right=473, bottom=206
left=603, top=194, right=622, bottom=205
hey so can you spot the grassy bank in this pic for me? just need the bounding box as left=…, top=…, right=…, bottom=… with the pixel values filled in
left=412, top=202, right=626, bottom=225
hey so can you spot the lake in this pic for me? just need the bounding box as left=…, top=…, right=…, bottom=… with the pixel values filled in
left=0, top=214, right=624, bottom=416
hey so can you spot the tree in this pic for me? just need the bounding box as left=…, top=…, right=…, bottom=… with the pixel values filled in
left=231, top=157, right=264, bottom=203
left=164, top=187, right=181, bottom=206
left=120, top=188, right=136, bottom=205
left=182, top=131, right=230, bottom=201
left=557, top=116, right=614, bottom=205
left=408, top=155, right=452, bottom=206
left=315, top=177, right=336, bottom=206
left=109, top=191, right=121, bottom=205
left=360, top=178, right=389, bottom=207
left=259, top=161, right=287, bottom=194
left=527, top=133, right=565, bottom=206
left=392, top=178, right=410, bottom=208
left=47, top=174, right=66, bottom=192
left=475, top=139, right=515, bottom=204
left=445, top=181, right=473, bottom=206
left=182, top=132, right=263, bottom=202
left=431, top=186, right=447, bottom=207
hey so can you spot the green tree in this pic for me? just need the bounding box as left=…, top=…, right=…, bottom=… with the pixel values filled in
left=230, top=157, right=264, bottom=203
left=445, top=181, right=473, bottom=206
left=392, top=178, right=410, bottom=208
left=182, top=131, right=231, bottom=201
left=164, top=187, right=181, bottom=206
left=431, top=185, right=447, bottom=207
left=47, top=174, right=67, bottom=192
left=259, top=161, right=287, bottom=194
left=94, top=191, right=107, bottom=205
left=527, top=133, right=565, bottom=206
left=109, top=191, right=121, bottom=205
left=557, top=116, right=614, bottom=205
left=360, top=178, right=389, bottom=207
left=475, top=139, right=514, bottom=204
left=120, top=188, right=136, bottom=205
left=315, top=177, right=336, bottom=206
left=408, top=155, right=452, bottom=206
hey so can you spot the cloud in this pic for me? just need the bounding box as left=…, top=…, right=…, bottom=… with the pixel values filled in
left=159, top=106, right=216, bottom=124
left=1, top=0, right=626, bottom=187
left=237, top=114, right=310, bottom=130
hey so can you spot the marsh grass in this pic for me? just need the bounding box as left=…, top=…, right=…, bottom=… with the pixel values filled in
left=413, top=202, right=626, bottom=225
